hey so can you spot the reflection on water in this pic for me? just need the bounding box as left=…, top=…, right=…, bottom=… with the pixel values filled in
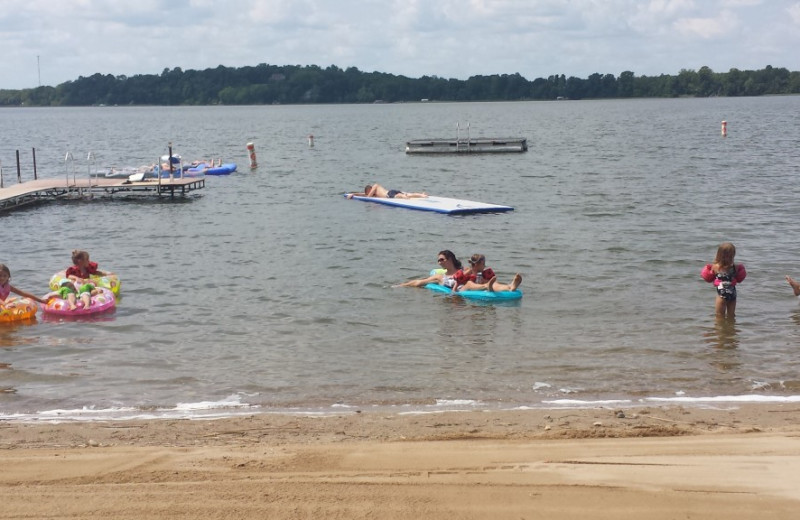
left=0, top=327, right=25, bottom=396
left=703, top=317, right=740, bottom=350
left=0, top=322, right=39, bottom=348
left=38, top=311, right=117, bottom=324
left=700, top=318, right=743, bottom=383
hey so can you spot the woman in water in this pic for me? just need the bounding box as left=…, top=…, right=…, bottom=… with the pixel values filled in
left=395, top=250, right=469, bottom=290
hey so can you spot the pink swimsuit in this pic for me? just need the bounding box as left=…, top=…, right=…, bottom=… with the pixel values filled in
left=0, top=282, right=11, bottom=301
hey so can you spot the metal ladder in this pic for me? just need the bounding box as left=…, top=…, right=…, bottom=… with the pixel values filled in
left=456, top=122, right=471, bottom=152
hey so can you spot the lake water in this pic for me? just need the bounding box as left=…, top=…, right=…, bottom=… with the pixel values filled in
left=2, top=97, right=800, bottom=421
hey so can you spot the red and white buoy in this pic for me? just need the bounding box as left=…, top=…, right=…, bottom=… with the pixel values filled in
left=721, top=120, right=727, bottom=137
left=308, top=134, right=314, bottom=147
left=246, top=142, right=257, bottom=169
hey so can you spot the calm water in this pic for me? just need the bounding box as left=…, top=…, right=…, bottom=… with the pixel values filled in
left=2, top=97, right=800, bottom=421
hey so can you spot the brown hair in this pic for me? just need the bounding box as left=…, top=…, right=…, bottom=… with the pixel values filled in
left=438, top=250, right=462, bottom=270
left=0, top=263, right=9, bottom=277
left=71, top=249, right=89, bottom=265
left=713, top=242, right=736, bottom=272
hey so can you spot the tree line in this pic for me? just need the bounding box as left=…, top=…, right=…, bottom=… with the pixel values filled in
left=1, top=64, right=798, bottom=107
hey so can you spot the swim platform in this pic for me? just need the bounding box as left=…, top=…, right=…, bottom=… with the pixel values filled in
left=344, top=194, right=513, bottom=215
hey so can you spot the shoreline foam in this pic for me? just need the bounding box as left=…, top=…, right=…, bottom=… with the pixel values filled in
left=4, top=392, right=800, bottom=423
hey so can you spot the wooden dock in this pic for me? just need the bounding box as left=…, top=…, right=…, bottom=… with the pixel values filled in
left=0, top=176, right=205, bottom=213
left=405, top=137, right=528, bottom=154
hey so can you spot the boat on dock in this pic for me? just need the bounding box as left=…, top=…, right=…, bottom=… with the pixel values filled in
left=0, top=176, right=205, bottom=213
left=92, top=166, right=154, bottom=179
left=0, top=146, right=206, bottom=213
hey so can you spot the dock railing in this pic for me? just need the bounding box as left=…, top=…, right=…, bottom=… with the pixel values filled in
left=64, top=151, right=75, bottom=187
left=86, top=151, right=97, bottom=196
left=64, top=151, right=88, bottom=198
left=456, top=122, right=471, bottom=152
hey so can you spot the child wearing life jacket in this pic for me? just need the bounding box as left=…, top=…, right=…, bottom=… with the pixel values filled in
left=701, top=242, right=747, bottom=319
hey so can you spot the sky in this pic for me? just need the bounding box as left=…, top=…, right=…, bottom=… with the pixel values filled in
left=1, top=0, right=799, bottom=90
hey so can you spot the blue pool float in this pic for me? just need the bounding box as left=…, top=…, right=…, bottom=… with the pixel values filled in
left=425, top=283, right=522, bottom=301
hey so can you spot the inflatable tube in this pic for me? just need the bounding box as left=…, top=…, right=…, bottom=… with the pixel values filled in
left=424, top=269, right=522, bottom=301
left=0, top=296, right=38, bottom=323
left=43, top=287, right=116, bottom=316
left=186, top=163, right=237, bottom=176
left=425, top=283, right=523, bottom=301
left=207, top=163, right=237, bottom=175
left=49, top=271, right=121, bottom=295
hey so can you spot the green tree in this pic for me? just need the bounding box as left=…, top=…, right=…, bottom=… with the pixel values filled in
left=618, top=71, right=634, bottom=97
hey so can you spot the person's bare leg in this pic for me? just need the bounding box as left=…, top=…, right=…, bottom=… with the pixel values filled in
left=395, top=275, right=441, bottom=288
left=485, top=274, right=522, bottom=292
left=787, top=275, right=800, bottom=296
left=727, top=300, right=736, bottom=319
left=714, top=296, right=727, bottom=318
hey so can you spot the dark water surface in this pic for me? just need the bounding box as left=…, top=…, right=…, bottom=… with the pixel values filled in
left=2, top=97, right=800, bottom=420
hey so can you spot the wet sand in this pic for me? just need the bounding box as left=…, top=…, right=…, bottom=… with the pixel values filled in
left=2, top=404, right=799, bottom=519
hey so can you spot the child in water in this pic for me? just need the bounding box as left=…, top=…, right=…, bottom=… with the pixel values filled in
left=66, top=250, right=107, bottom=281
left=701, top=242, right=747, bottom=319
left=44, top=279, right=99, bottom=311
left=0, top=264, right=48, bottom=305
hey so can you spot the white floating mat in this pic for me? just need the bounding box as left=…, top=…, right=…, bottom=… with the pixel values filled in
left=344, top=194, right=513, bottom=214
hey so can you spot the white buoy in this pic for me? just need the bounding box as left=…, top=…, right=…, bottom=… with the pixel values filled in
left=246, top=142, right=257, bottom=169
left=308, top=134, right=314, bottom=147
left=721, top=120, right=727, bottom=137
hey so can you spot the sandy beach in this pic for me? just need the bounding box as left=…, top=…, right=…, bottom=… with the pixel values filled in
left=2, top=404, right=799, bottom=519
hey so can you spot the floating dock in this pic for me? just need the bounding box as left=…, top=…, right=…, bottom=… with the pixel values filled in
left=345, top=193, right=513, bottom=215
left=405, top=137, right=528, bottom=154
left=0, top=176, right=205, bottom=213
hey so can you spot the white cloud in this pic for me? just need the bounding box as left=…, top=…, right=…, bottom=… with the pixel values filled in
left=789, top=2, right=800, bottom=23
left=0, top=0, right=798, bottom=90
left=674, top=9, right=741, bottom=39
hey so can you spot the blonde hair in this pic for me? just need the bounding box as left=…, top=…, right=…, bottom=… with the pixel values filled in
left=713, top=242, right=736, bottom=272
left=71, top=249, right=89, bottom=264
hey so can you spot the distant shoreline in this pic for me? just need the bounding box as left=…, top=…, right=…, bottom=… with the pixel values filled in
left=3, top=64, right=798, bottom=107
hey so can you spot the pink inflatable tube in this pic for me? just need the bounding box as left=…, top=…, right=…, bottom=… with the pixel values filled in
left=42, top=287, right=116, bottom=316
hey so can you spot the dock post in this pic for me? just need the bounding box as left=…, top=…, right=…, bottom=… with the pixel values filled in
left=32, top=147, right=38, bottom=180
left=16, top=150, right=21, bottom=183
left=1, top=160, right=3, bottom=189
left=168, top=142, right=174, bottom=181
left=87, top=151, right=95, bottom=192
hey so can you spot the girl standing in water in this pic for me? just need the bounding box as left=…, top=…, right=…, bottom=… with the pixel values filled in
left=701, top=242, right=747, bottom=319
